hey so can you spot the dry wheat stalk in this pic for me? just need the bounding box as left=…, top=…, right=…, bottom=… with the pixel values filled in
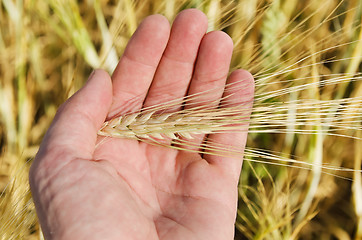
left=98, top=106, right=252, bottom=140
left=98, top=75, right=362, bottom=141
left=98, top=79, right=254, bottom=140
left=96, top=76, right=362, bottom=177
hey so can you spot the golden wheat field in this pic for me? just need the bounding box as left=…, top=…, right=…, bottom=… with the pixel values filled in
left=0, top=0, right=361, bottom=239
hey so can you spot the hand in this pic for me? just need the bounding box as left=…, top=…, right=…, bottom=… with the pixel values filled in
left=30, top=9, right=254, bottom=240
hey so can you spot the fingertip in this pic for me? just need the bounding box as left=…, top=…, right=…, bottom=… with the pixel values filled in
left=176, top=8, right=208, bottom=25
left=229, top=69, right=254, bottom=85
left=138, top=14, right=171, bottom=39
left=121, top=13, right=170, bottom=67
left=204, top=30, right=234, bottom=50
left=82, top=69, right=113, bottom=117
left=53, top=68, right=113, bottom=148
left=90, top=68, right=112, bottom=87
left=162, top=8, right=208, bottom=60
left=199, top=31, right=234, bottom=62
left=228, top=69, right=255, bottom=95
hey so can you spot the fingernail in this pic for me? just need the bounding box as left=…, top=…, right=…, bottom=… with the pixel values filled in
left=88, top=69, right=96, bottom=80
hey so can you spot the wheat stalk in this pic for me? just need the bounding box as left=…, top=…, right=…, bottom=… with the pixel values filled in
left=98, top=104, right=252, bottom=140
left=97, top=74, right=361, bottom=176
left=98, top=96, right=362, bottom=140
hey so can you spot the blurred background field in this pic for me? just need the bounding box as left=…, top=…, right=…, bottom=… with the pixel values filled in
left=0, top=0, right=361, bottom=239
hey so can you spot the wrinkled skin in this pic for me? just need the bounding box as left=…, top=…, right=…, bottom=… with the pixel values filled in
left=30, top=9, right=254, bottom=240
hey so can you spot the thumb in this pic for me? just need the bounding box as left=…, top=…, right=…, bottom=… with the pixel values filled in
left=36, top=69, right=113, bottom=163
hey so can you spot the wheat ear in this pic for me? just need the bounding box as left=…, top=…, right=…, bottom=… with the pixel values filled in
left=98, top=99, right=253, bottom=140
left=97, top=76, right=361, bottom=178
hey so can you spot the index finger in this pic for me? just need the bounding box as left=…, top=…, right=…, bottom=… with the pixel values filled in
left=108, top=14, right=170, bottom=118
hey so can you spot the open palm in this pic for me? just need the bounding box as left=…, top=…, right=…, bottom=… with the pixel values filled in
left=30, top=9, right=254, bottom=240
